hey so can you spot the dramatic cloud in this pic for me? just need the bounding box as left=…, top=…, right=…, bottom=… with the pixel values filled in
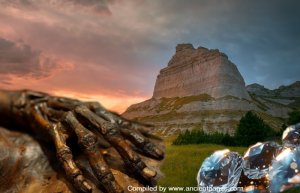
left=0, top=37, right=69, bottom=80
left=55, top=0, right=115, bottom=15
left=0, top=0, right=115, bottom=15
left=0, top=0, right=299, bottom=112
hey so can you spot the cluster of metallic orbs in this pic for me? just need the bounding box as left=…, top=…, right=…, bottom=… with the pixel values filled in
left=197, top=123, right=300, bottom=193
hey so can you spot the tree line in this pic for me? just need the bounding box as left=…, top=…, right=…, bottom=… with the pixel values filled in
left=173, top=110, right=300, bottom=146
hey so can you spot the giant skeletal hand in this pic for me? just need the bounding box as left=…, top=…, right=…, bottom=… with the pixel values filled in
left=5, top=90, right=164, bottom=193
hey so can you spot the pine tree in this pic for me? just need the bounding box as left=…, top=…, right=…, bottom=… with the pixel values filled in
left=235, top=111, right=275, bottom=146
left=287, top=109, right=300, bottom=125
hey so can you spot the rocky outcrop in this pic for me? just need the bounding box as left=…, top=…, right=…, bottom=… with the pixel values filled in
left=123, top=94, right=285, bottom=136
left=153, top=44, right=250, bottom=100
left=123, top=44, right=296, bottom=136
left=277, top=81, right=300, bottom=97
left=246, top=81, right=300, bottom=118
left=246, top=83, right=273, bottom=96
left=247, top=81, right=300, bottom=97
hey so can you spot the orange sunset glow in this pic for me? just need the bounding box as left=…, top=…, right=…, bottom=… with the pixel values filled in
left=1, top=1, right=299, bottom=113
left=0, top=1, right=164, bottom=113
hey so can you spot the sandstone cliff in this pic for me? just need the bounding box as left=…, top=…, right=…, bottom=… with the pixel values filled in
left=153, top=44, right=251, bottom=100
left=123, top=44, right=295, bottom=136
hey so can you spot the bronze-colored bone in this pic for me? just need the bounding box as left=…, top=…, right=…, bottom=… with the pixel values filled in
left=64, top=112, right=123, bottom=193
left=31, top=105, right=93, bottom=193
left=120, top=128, right=164, bottom=160
left=87, top=102, right=163, bottom=142
left=87, top=103, right=164, bottom=160
left=52, top=123, right=93, bottom=193
left=0, top=89, right=164, bottom=193
left=74, top=106, right=158, bottom=182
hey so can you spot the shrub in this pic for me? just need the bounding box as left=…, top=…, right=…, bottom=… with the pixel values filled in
left=235, top=111, right=276, bottom=146
left=172, top=129, right=236, bottom=146
left=287, top=109, right=300, bottom=125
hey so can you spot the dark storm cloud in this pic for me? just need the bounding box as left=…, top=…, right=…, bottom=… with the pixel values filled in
left=0, top=37, right=64, bottom=80
left=142, top=0, right=300, bottom=89
left=206, top=0, right=300, bottom=89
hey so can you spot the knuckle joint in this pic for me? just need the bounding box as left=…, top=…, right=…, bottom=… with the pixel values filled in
left=57, top=147, right=72, bottom=162
left=80, top=133, right=97, bottom=149
left=98, top=172, right=114, bottom=183
left=105, top=125, right=119, bottom=137
left=69, top=170, right=82, bottom=179
left=124, top=158, right=146, bottom=172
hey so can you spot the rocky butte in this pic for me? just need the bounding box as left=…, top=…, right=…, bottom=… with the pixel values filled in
left=153, top=44, right=250, bottom=100
left=122, top=44, right=300, bottom=136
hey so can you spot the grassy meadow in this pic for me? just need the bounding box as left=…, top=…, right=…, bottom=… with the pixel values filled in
left=158, top=137, right=247, bottom=192
left=158, top=138, right=300, bottom=193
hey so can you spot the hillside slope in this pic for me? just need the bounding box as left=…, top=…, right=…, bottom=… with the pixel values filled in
left=123, top=44, right=298, bottom=136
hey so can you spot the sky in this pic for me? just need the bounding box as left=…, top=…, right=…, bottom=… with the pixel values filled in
left=0, top=0, right=299, bottom=113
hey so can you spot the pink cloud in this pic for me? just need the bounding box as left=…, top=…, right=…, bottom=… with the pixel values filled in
left=0, top=37, right=73, bottom=81
left=0, top=1, right=171, bottom=112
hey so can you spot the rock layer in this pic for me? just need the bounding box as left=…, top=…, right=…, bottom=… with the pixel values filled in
left=123, top=44, right=295, bottom=136
left=153, top=44, right=250, bottom=100
left=123, top=95, right=285, bottom=136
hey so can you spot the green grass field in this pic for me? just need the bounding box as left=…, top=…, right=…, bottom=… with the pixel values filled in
left=158, top=141, right=300, bottom=193
left=158, top=142, right=246, bottom=192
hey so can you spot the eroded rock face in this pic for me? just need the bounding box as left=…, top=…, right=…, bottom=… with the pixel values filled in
left=247, top=81, right=300, bottom=98
left=123, top=95, right=284, bottom=136
left=122, top=44, right=288, bottom=136
left=153, top=44, right=250, bottom=100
